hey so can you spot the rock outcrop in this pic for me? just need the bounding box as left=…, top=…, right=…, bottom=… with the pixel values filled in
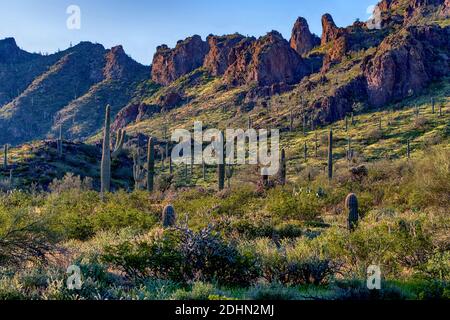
left=225, top=31, right=307, bottom=87
left=442, top=0, right=450, bottom=16
left=363, top=25, right=450, bottom=107
left=321, top=14, right=342, bottom=45
left=203, top=34, right=246, bottom=76
left=290, top=17, right=320, bottom=56
left=104, top=45, right=146, bottom=80
left=151, top=35, right=209, bottom=85
left=310, top=77, right=367, bottom=125
left=322, top=36, right=348, bottom=72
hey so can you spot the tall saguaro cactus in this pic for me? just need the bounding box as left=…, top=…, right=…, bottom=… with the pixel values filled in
left=218, top=131, right=226, bottom=191
left=304, top=142, right=308, bottom=162
left=133, top=148, right=146, bottom=190
left=407, top=139, right=411, bottom=159
left=290, top=111, right=294, bottom=132
left=279, top=149, right=286, bottom=185
left=147, top=137, right=155, bottom=192
left=57, top=125, right=63, bottom=158
left=345, top=193, right=359, bottom=232
left=101, top=105, right=126, bottom=194
left=431, top=97, right=435, bottom=114
left=327, top=129, right=333, bottom=180
left=3, top=144, right=8, bottom=169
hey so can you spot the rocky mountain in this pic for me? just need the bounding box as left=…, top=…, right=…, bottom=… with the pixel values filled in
left=203, top=33, right=246, bottom=76
left=151, top=35, right=209, bottom=85
left=290, top=17, right=321, bottom=56
left=1, top=0, right=448, bottom=146
left=0, top=41, right=148, bottom=145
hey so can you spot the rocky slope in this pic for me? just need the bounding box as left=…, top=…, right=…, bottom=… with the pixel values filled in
left=0, top=41, right=148, bottom=145
left=290, top=17, right=320, bottom=56
left=151, top=35, right=209, bottom=85
left=224, top=31, right=307, bottom=87
left=1, top=0, right=448, bottom=146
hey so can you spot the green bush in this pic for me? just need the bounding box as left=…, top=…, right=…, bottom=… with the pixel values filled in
left=266, top=187, right=321, bottom=221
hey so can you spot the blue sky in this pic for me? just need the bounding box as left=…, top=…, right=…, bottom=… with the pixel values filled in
left=0, top=0, right=377, bottom=65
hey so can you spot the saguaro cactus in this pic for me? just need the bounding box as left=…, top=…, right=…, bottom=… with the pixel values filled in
left=347, top=136, right=352, bottom=161
left=431, top=98, right=435, bottom=114
left=279, top=149, right=286, bottom=185
left=315, top=133, right=318, bottom=158
left=133, top=149, right=146, bottom=190
left=162, top=205, right=176, bottom=228
left=304, top=142, right=308, bottom=162
left=147, top=137, right=155, bottom=192
left=290, top=111, right=294, bottom=132
left=407, top=139, right=411, bottom=159
left=202, top=160, right=206, bottom=180
left=345, top=116, right=348, bottom=132
left=327, top=129, right=333, bottom=180
left=3, top=144, right=8, bottom=169
left=101, top=105, right=126, bottom=194
left=218, top=131, right=226, bottom=191
left=439, top=104, right=443, bottom=117
left=345, top=193, right=359, bottom=232
left=303, top=115, right=307, bottom=136
left=57, top=125, right=63, bottom=158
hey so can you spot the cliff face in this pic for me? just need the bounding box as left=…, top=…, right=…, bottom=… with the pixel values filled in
left=321, top=14, right=343, bottom=45
left=225, top=31, right=307, bottom=87
left=151, top=35, right=209, bottom=85
left=363, top=25, right=450, bottom=107
left=290, top=17, right=320, bottom=56
left=203, top=34, right=246, bottom=76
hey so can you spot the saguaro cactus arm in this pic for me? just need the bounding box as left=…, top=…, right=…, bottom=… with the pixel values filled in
left=111, top=129, right=126, bottom=159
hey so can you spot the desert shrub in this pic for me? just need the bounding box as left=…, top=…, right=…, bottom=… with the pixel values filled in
left=0, top=175, right=16, bottom=193
left=101, top=228, right=184, bottom=281
left=366, top=128, right=383, bottom=142
left=416, top=280, right=450, bottom=300
left=180, top=226, right=259, bottom=286
left=91, top=191, right=159, bottom=233
left=215, top=185, right=257, bottom=216
left=330, top=280, right=408, bottom=300
left=411, top=116, right=429, bottom=130
left=402, top=148, right=450, bottom=209
left=171, top=282, right=222, bottom=300
left=246, top=283, right=302, bottom=300
left=245, top=237, right=337, bottom=286
left=266, top=187, right=321, bottom=221
left=417, top=251, right=450, bottom=281
left=0, top=276, right=27, bottom=300
left=49, top=173, right=93, bottom=194
left=102, top=226, right=259, bottom=286
left=43, top=190, right=99, bottom=240
left=0, top=208, right=57, bottom=267
left=43, top=190, right=159, bottom=241
left=322, top=213, right=436, bottom=278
